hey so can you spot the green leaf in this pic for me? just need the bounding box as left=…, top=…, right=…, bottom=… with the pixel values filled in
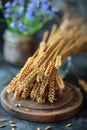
left=0, top=19, right=6, bottom=23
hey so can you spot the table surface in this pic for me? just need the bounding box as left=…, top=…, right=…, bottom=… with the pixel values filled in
left=0, top=52, right=87, bottom=130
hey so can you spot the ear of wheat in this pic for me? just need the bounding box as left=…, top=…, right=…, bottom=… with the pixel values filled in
left=48, top=68, right=56, bottom=103
left=70, top=61, right=87, bottom=94
left=78, top=79, right=87, bottom=93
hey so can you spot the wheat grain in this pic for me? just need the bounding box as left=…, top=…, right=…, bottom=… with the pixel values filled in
left=48, top=69, right=55, bottom=103
left=14, top=86, right=20, bottom=99
left=36, top=66, right=45, bottom=82
left=39, top=76, right=49, bottom=96
left=30, top=82, right=40, bottom=100
left=44, top=62, right=54, bottom=77
left=19, top=68, right=38, bottom=89
left=56, top=75, right=65, bottom=94
left=21, top=85, right=31, bottom=99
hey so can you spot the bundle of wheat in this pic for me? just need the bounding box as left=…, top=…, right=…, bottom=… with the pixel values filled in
left=7, top=21, right=87, bottom=103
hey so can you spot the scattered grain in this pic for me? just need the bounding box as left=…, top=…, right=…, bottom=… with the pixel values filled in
left=15, top=103, right=22, bottom=107
left=15, top=104, right=18, bottom=107
left=0, top=124, right=5, bottom=128
left=18, top=104, right=22, bottom=107
left=12, top=128, right=15, bottom=130
left=24, top=108, right=30, bottom=112
left=0, top=118, right=7, bottom=122
left=10, top=124, right=16, bottom=127
left=66, top=123, right=72, bottom=127
left=45, top=126, right=51, bottom=130
left=9, top=120, right=15, bottom=124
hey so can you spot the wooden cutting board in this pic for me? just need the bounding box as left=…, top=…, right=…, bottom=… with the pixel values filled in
left=1, top=82, right=83, bottom=122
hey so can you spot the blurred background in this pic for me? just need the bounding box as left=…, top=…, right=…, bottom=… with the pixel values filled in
left=0, top=0, right=87, bottom=82
left=0, top=0, right=87, bottom=48
left=1, top=1, right=87, bottom=129
left=0, top=0, right=87, bottom=52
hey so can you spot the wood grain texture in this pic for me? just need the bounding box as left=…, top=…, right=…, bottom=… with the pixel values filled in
left=1, top=82, right=83, bottom=122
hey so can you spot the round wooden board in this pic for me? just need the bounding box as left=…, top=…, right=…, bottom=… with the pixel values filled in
left=1, top=82, right=83, bottom=122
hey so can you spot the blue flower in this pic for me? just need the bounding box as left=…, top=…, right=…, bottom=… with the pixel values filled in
left=18, top=7, right=24, bottom=15
left=25, top=10, right=35, bottom=20
left=27, top=2, right=36, bottom=11
left=5, top=8, right=11, bottom=13
left=39, top=0, right=46, bottom=2
left=31, top=0, right=45, bottom=4
left=41, top=2, right=52, bottom=13
left=4, top=2, right=11, bottom=8
left=11, top=1, right=17, bottom=7
left=18, top=0, right=25, bottom=4
left=13, top=13, right=20, bottom=19
left=4, top=8, right=11, bottom=18
left=4, top=13, right=10, bottom=18
left=10, top=22, right=17, bottom=29
left=36, top=0, right=42, bottom=8
left=36, top=0, right=46, bottom=5
left=30, top=0, right=37, bottom=5
left=18, top=22, right=27, bottom=32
